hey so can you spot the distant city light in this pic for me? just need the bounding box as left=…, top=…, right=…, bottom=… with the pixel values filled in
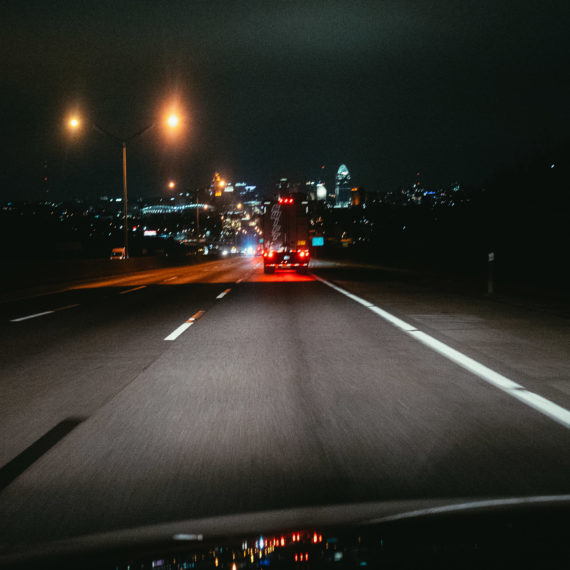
left=168, top=181, right=176, bottom=189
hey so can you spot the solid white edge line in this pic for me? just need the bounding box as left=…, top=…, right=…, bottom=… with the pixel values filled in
left=164, top=322, right=193, bottom=341
left=511, top=390, right=570, bottom=428
left=313, top=275, right=373, bottom=308
left=368, top=305, right=417, bottom=331
left=409, top=330, right=522, bottom=390
left=10, top=310, right=54, bottom=322
left=316, top=275, right=570, bottom=429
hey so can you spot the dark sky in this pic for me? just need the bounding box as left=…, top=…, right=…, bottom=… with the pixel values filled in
left=2, top=0, right=569, bottom=200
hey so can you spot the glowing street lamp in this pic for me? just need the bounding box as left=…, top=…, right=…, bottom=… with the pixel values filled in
left=167, top=114, right=179, bottom=128
left=168, top=180, right=176, bottom=189
left=69, top=117, right=80, bottom=129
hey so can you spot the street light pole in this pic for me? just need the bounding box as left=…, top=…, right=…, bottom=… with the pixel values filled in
left=122, top=141, right=128, bottom=258
left=196, top=188, right=200, bottom=238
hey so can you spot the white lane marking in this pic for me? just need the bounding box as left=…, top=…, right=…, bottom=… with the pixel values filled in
left=11, top=311, right=54, bottom=322
left=315, top=276, right=570, bottom=429
left=409, top=331, right=522, bottom=390
left=164, top=310, right=205, bottom=341
left=120, top=285, right=147, bottom=295
left=314, top=276, right=374, bottom=308
left=164, top=322, right=193, bottom=341
left=54, top=303, right=80, bottom=312
left=368, top=305, right=418, bottom=332
left=236, top=278, right=243, bottom=284
left=216, top=288, right=231, bottom=299
left=10, top=303, right=80, bottom=322
left=369, top=495, right=570, bottom=524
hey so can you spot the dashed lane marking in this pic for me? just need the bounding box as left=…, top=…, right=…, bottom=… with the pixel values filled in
left=216, top=288, right=231, bottom=299
left=120, top=285, right=147, bottom=294
left=164, top=310, right=205, bottom=341
left=10, top=304, right=80, bottom=322
left=10, top=311, right=54, bottom=322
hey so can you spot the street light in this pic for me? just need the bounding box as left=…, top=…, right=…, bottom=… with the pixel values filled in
left=168, top=180, right=176, bottom=189
left=66, top=111, right=180, bottom=258
left=167, top=114, right=179, bottom=128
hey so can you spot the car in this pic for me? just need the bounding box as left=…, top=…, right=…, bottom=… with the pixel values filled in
left=109, top=247, right=126, bottom=260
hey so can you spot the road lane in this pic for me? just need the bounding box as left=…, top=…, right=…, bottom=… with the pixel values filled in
left=314, top=273, right=570, bottom=428
left=310, top=259, right=570, bottom=412
left=1, top=258, right=569, bottom=546
left=0, top=256, right=256, bottom=468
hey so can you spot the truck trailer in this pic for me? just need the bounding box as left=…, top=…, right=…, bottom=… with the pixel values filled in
left=261, top=196, right=310, bottom=274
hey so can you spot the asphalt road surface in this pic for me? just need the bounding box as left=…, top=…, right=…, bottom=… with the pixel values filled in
left=1, top=255, right=569, bottom=547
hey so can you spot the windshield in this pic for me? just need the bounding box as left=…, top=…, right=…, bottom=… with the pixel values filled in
left=1, top=0, right=569, bottom=560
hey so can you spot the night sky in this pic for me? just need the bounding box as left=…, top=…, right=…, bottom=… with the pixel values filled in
left=2, top=0, right=569, bottom=200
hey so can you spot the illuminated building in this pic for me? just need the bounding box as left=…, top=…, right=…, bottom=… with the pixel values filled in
left=334, top=164, right=351, bottom=207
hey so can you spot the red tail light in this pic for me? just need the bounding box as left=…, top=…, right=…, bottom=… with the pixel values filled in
left=268, top=251, right=274, bottom=259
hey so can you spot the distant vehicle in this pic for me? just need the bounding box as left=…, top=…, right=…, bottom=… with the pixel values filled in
left=109, top=247, right=126, bottom=260
left=220, top=245, right=237, bottom=256
left=262, top=196, right=310, bottom=274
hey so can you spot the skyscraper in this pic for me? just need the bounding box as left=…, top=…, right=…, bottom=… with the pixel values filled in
left=335, top=164, right=351, bottom=207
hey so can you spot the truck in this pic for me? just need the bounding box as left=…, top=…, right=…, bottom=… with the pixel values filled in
left=261, top=195, right=310, bottom=274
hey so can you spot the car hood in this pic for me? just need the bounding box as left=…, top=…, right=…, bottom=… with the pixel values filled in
left=2, top=494, right=570, bottom=568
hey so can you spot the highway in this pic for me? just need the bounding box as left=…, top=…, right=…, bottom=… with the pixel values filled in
left=1, top=255, right=569, bottom=546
